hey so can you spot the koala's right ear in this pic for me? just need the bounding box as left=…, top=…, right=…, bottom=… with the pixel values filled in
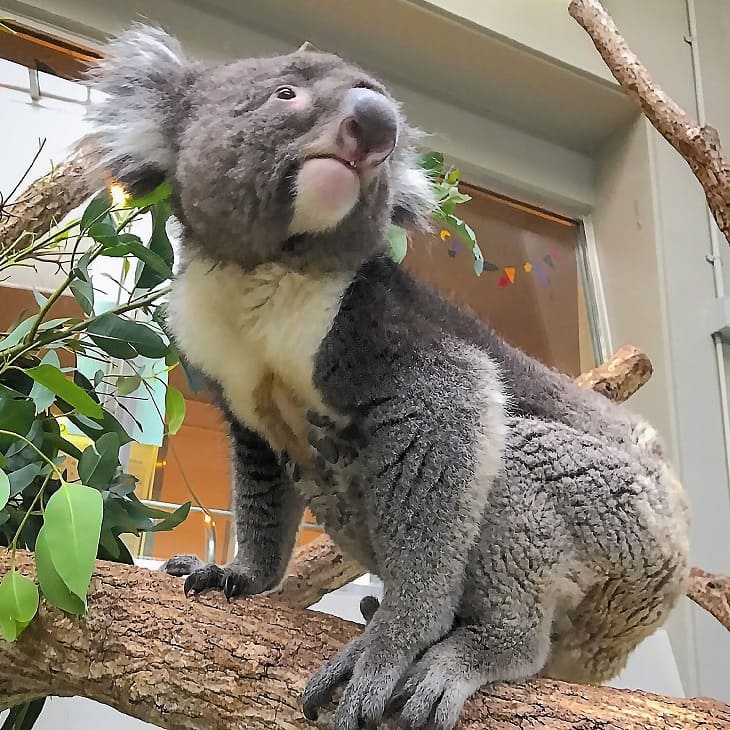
left=81, top=25, right=194, bottom=194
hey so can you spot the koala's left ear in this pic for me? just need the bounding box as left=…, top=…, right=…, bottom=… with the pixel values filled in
left=81, top=24, right=196, bottom=194
left=389, top=133, right=436, bottom=231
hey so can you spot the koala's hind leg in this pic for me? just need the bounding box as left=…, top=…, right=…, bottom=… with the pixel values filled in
left=389, top=606, right=553, bottom=730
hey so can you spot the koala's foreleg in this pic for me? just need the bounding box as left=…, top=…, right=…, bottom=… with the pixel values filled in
left=163, top=415, right=304, bottom=599
left=302, top=397, right=501, bottom=730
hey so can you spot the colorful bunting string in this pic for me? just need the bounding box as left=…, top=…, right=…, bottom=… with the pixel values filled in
left=440, top=230, right=564, bottom=288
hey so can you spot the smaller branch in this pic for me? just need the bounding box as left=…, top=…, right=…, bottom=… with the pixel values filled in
left=574, top=344, right=652, bottom=401
left=569, top=0, right=730, bottom=245
left=688, top=567, right=730, bottom=632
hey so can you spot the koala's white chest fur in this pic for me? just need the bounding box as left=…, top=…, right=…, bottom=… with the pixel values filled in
left=168, top=255, right=351, bottom=458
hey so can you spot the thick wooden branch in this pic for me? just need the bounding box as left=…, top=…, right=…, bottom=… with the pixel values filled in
left=688, top=567, right=730, bottom=632
left=573, top=344, right=652, bottom=402
left=569, top=0, right=730, bottom=245
left=0, top=151, right=91, bottom=246
left=1, top=553, right=728, bottom=730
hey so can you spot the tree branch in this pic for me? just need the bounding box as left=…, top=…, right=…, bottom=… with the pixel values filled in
left=0, top=151, right=92, bottom=247
left=688, top=567, right=730, bottom=632
left=1, top=552, right=728, bottom=730
left=569, top=0, right=730, bottom=245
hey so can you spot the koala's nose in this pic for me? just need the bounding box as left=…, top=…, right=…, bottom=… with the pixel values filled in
left=339, top=87, right=399, bottom=169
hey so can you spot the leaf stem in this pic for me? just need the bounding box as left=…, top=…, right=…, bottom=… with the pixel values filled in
left=0, top=431, right=64, bottom=481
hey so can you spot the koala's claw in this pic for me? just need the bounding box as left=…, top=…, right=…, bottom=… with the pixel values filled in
left=387, top=656, right=474, bottom=730
left=182, top=564, right=251, bottom=600
left=302, top=637, right=406, bottom=730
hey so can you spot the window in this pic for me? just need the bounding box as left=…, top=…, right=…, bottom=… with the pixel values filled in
left=405, top=184, right=597, bottom=377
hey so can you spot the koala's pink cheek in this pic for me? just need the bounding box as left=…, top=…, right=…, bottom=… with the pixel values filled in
left=289, top=158, right=360, bottom=235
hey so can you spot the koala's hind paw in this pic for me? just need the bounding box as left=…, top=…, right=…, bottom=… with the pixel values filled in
left=160, top=553, right=206, bottom=576
left=387, top=650, right=477, bottom=730
left=302, top=635, right=407, bottom=730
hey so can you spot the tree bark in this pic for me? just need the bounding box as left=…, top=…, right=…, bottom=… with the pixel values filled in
left=573, top=344, right=652, bottom=402
left=688, top=567, right=730, bottom=632
left=569, top=0, right=730, bottom=246
left=1, top=553, right=728, bottom=730
left=0, top=151, right=91, bottom=246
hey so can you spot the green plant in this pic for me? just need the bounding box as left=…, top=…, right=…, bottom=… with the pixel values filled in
left=0, top=173, right=191, bottom=645
left=387, top=151, right=481, bottom=274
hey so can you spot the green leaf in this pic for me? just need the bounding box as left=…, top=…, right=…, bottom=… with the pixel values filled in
left=0, top=316, right=34, bottom=351
left=32, top=290, right=48, bottom=308
left=127, top=181, right=172, bottom=209
left=29, top=351, right=60, bottom=415
left=387, top=226, right=409, bottom=264
left=69, top=408, right=132, bottom=446
left=25, top=365, right=103, bottom=419
left=81, top=189, right=112, bottom=231
left=8, top=463, right=46, bottom=495
left=1, top=698, right=47, bottom=730
left=0, top=569, right=39, bottom=641
left=78, top=433, right=120, bottom=488
left=417, top=151, right=445, bottom=176
left=69, top=278, right=94, bottom=316
left=115, top=374, right=142, bottom=396
left=165, top=386, right=185, bottom=435
left=43, top=483, right=103, bottom=603
left=86, top=313, right=168, bottom=359
left=35, top=528, right=85, bottom=615
left=103, top=235, right=173, bottom=281
left=0, top=397, right=35, bottom=446
left=42, top=433, right=82, bottom=461
left=137, top=201, right=175, bottom=289
left=88, top=220, right=118, bottom=245
left=147, top=501, right=191, bottom=532
left=0, top=469, right=9, bottom=510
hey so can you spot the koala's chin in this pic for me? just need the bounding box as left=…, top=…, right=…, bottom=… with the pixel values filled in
left=288, top=157, right=361, bottom=235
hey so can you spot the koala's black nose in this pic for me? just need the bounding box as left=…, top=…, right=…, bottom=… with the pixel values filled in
left=339, top=87, right=398, bottom=169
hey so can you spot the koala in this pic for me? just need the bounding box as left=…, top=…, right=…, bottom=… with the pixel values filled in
left=83, top=26, right=691, bottom=730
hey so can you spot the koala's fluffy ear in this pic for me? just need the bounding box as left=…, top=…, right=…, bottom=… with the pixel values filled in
left=390, top=130, right=436, bottom=231
left=81, top=25, right=194, bottom=194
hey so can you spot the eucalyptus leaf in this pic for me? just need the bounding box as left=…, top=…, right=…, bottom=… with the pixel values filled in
left=0, top=397, right=35, bottom=446
left=387, top=226, right=408, bottom=264
left=127, top=181, right=172, bottom=209
left=32, top=290, right=48, bottom=308
left=165, top=386, right=185, bottom=435
left=147, top=501, right=191, bottom=532
left=25, top=365, right=103, bottom=419
left=70, top=278, right=94, bottom=316
left=43, top=483, right=103, bottom=603
left=0, top=469, right=9, bottom=510
left=78, top=433, right=120, bottom=488
left=0, top=316, right=34, bottom=351
left=35, top=528, right=85, bottom=615
left=28, top=351, right=60, bottom=415
left=0, top=569, right=39, bottom=641
left=69, top=409, right=132, bottom=446
left=8, top=462, right=46, bottom=496
left=80, top=189, right=112, bottom=232
left=86, top=313, right=168, bottom=359
left=115, top=374, right=142, bottom=396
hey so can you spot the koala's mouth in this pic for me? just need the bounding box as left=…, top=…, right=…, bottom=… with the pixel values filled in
left=309, top=154, right=359, bottom=172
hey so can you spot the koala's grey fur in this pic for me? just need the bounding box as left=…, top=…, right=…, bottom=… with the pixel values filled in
left=84, top=26, right=690, bottom=730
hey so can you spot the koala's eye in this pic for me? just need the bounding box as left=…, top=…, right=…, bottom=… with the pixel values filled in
left=275, top=86, right=297, bottom=100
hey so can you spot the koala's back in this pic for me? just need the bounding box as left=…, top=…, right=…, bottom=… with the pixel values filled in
left=460, top=416, right=690, bottom=684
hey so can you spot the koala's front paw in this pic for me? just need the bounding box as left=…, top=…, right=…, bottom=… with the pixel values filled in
left=387, top=646, right=476, bottom=730
left=160, top=553, right=206, bottom=576
left=302, top=634, right=407, bottom=730
left=182, top=563, right=253, bottom=600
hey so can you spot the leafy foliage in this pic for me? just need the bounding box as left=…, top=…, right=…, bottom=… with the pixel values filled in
left=0, top=174, right=192, bottom=647
left=387, top=151, right=482, bottom=274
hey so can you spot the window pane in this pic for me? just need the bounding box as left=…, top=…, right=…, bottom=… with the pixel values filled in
left=405, top=184, right=596, bottom=376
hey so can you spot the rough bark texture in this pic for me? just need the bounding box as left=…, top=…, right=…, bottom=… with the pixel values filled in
left=573, top=344, right=653, bottom=402
left=569, top=0, right=730, bottom=246
left=1, top=553, right=728, bottom=730
left=0, top=151, right=91, bottom=246
left=688, top=567, right=730, bottom=632
left=276, top=345, right=657, bottom=605
left=274, top=534, right=366, bottom=610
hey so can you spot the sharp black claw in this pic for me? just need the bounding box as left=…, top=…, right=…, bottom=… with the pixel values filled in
left=302, top=705, right=319, bottom=722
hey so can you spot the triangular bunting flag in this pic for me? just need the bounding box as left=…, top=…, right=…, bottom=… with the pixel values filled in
left=498, top=274, right=511, bottom=287
left=483, top=261, right=499, bottom=272
left=505, top=267, right=516, bottom=283
left=543, top=254, right=555, bottom=269
left=524, top=262, right=532, bottom=273
left=550, top=246, right=561, bottom=261
left=534, top=261, right=548, bottom=285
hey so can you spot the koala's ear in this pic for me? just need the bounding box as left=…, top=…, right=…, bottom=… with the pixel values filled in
left=389, top=133, right=436, bottom=231
left=81, top=25, right=194, bottom=194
